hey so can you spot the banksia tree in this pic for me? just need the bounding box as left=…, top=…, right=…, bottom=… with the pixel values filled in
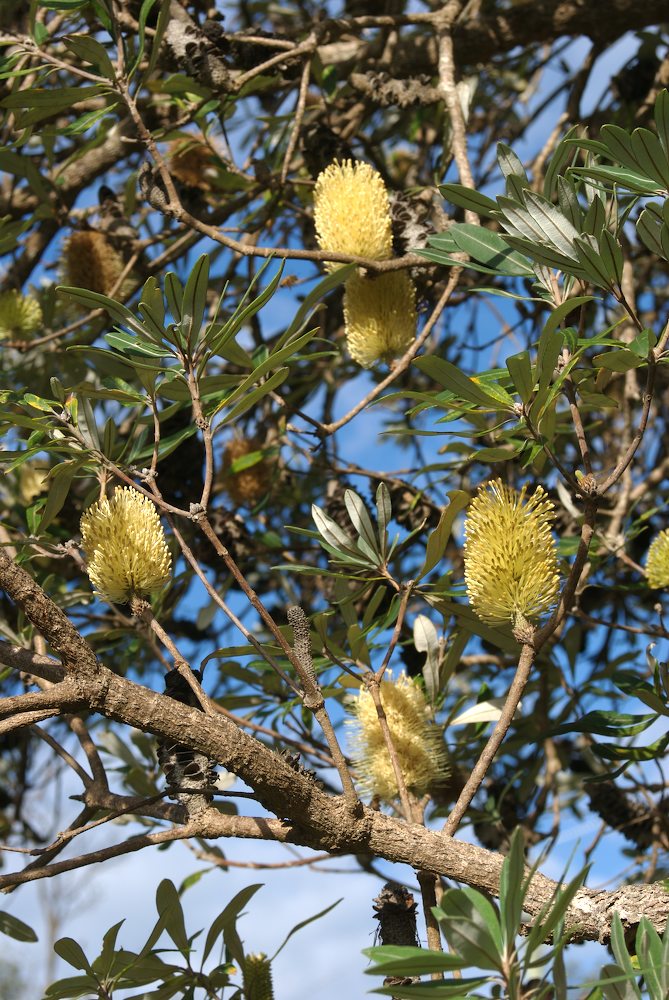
left=313, top=159, right=393, bottom=266
left=80, top=486, right=172, bottom=604
left=0, top=289, right=42, bottom=339
left=348, top=673, right=446, bottom=802
left=63, top=230, right=126, bottom=296
left=343, top=271, right=416, bottom=368
left=463, top=480, right=559, bottom=629
left=646, top=529, right=669, bottom=588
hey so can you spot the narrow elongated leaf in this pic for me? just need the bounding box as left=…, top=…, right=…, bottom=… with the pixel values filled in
left=437, top=888, right=503, bottom=971
left=497, top=142, right=527, bottom=181
left=506, top=350, right=534, bottom=404
left=414, top=355, right=514, bottom=410
left=499, top=829, right=526, bottom=952
left=630, top=128, right=669, bottom=189
left=0, top=911, right=38, bottom=942
left=413, top=615, right=440, bottom=702
left=54, top=937, right=94, bottom=973
left=180, top=253, right=209, bottom=351
left=155, top=879, right=188, bottom=954
left=344, top=490, right=379, bottom=556
left=64, top=35, right=115, bottom=78
left=272, top=898, right=341, bottom=958
left=418, top=489, right=469, bottom=579
left=363, top=945, right=467, bottom=975
left=202, top=884, right=263, bottom=964
left=439, top=183, right=497, bottom=217
left=375, top=482, right=391, bottom=558
left=448, top=223, right=533, bottom=276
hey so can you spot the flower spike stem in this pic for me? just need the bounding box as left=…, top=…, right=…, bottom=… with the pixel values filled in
left=130, top=598, right=214, bottom=717
left=288, top=606, right=361, bottom=814
left=442, top=640, right=535, bottom=837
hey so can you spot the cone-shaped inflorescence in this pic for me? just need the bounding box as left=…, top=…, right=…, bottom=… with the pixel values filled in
left=347, top=673, right=447, bottom=802
left=463, top=479, right=559, bottom=629
left=80, top=486, right=172, bottom=604
left=646, top=528, right=669, bottom=588
left=0, top=289, right=42, bottom=339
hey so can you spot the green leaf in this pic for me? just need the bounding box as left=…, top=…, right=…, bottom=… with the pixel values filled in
left=418, top=490, right=469, bottom=579
left=272, top=898, right=342, bottom=959
left=0, top=911, right=38, bottom=942
left=447, top=223, right=533, bottom=276
left=54, top=937, right=94, bottom=973
left=202, top=884, right=263, bottom=965
left=363, top=945, right=467, bottom=976
left=414, top=355, right=514, bottom=410
left=436, top=887, right=503, bottom=971
left=39, top=461, right=81, bottom=532
left=597, top=964, right=641, bottom=1000
left=551, top=710, right=656, bottom=738
left=593, top=350, right=645, bottom=372
left=439, top=183, right=497, bottom=218
left=281, top=263, right=355, bottom=342
left=497, top=142, right=527, bottom=181
left=217, top=366, right=289, bottom=423
left=375, top=482, right=391, bottom=558
left=344, top=489, right=379, bottom=557
left=155, top=879, right=189, bottom=954
left=506, top=350, right=534, bottom=404
left=64, top=35, right=116, bottom=79
left=180, top=253, right=209, bottom=351
left=499, top=829, right=525, bottom=952
left=413, top=614, right=441, bottom=703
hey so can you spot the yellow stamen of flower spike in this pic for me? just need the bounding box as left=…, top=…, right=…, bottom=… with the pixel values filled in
left=464, top=479, right=560, bottom=627
left=646, top=529, right=669, bottom=588
left=0, top=290, right=42, bottom=339
left=80, top=487, right=172, bottom=604
left=314, top=160, right=393, bottom=268
left=347, top=673, right=447, bottom=802
left=343, top=271, right=416, bottom=367
left=63, top=231, right=125, bottom=296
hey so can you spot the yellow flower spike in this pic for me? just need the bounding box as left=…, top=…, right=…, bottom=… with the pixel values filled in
left=313, top=159, right=393, bottom=268
left=63, top=231, right=125, bottom=296
left=0, top=289, right=42, bottom=339
left=80, top=486, right=172, bottom=604
left=347, top=673, right=447, bottom=802
left=646, top=529, right=669, bottom=588
left=343, top=271, right=417, bottom=368
left=464, top=479, right=560, bottom=627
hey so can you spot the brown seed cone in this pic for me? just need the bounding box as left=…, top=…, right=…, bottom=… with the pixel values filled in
left=220, top=437, right=273, bottom=507
left=63, top=230, right=125, bottom=296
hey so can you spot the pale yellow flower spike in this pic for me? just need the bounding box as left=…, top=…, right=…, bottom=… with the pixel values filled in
left=313, top=160, right=393, bottom=268
left=646, top=529, right=669, bottom=589
left=343, top=272, right=417, bottom=368
left=348, top=673, right=447, bottom=802
left=464, top=479, right=560, bottom=627
left=0, top=290, right=42, bottom=339
left=80, top=486, right=172, bottom=604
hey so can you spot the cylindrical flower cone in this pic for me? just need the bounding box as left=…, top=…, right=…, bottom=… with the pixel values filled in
left=314, top=159, right=393, bottom=268
left=343, top=271, right=416, bottom=367
left=0, top=290, right=42, bottom=339
left=63, top=230, right=126, bottom=296
left=347, top=672, right=447, bottom=802
left=80, top=486, right=172, bottom=604
left=463, top=479, right=559, bottom=628
left=646, top=529, right=669, bottom=588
